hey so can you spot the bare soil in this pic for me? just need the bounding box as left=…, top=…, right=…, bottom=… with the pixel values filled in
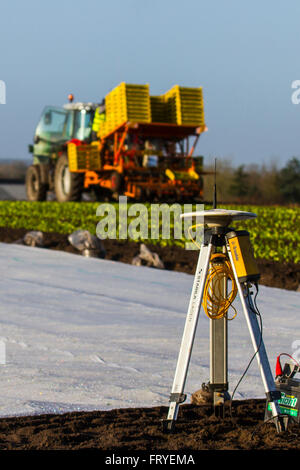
left=0, top=400, right=299, bottom=451
left=0, top=226, right=299, bottom=451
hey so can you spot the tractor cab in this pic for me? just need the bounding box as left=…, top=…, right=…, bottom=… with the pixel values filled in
left=26, top=98, right=99, bottom=202
left=30, top=101, right=97, bottom=164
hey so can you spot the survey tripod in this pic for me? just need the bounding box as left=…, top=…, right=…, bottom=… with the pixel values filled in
left=162, top=209, right=288, bottom=433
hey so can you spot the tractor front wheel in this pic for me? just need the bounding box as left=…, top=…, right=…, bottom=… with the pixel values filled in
left=25, top=165, right=47, bottom=201
left=54, top=154, right=83, bottom=202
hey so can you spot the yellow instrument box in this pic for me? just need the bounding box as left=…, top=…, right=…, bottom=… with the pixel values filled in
left=226, top=231, right=260, bottom=283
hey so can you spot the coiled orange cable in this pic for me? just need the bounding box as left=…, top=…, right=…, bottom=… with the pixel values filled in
left=202, top=253, right=238, bottom=320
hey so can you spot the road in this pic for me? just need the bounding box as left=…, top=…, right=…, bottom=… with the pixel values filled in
left=0, top=182, right=26, bottom=200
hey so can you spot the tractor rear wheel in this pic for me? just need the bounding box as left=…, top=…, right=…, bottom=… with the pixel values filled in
left=54, top=154, right=83, bottom=202
left=26, top=165, right=47, bottom=201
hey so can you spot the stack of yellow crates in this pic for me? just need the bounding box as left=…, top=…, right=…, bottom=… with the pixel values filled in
left=151, top=85, right=205, bottom=126
left=163, top=85, right=205, bottom=126
left=99, top=82, right=151, bottom=137
left=98, top=83, right=205, bottom=137
left=150, top=95, right=167, bottom=123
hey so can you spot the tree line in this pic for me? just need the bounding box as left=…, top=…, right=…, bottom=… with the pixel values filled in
left=203, top=157, right=300, bottom=205
left=0, top=157, right=299, bottom=206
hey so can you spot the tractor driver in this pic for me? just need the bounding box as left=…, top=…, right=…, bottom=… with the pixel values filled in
left=91, top=99, right=106, bottom=141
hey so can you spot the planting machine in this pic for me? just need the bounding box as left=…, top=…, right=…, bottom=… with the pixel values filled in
left=26, top=83, right=207, bottom=202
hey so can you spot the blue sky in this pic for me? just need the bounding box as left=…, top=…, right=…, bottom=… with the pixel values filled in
left=0, top=0, right=299, bottom=167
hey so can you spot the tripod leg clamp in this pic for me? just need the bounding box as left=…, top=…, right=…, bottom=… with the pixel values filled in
left=161, top=393, right=187, bottom=433
left=266, top=390, right=281, bottom=402
left=169, top=393, right=187, bottom=404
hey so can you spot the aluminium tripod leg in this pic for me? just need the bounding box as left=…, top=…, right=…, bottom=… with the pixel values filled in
left=162, top=240, right=213, bottom=432
left=226, top=242, right=287, bottom=432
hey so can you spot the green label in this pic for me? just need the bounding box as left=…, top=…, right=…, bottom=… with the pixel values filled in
left=278, top=392, right=298, bottom=408
left=268, top=403, right=298, bottom=417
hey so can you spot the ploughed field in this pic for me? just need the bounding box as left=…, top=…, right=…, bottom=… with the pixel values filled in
left=0, top=400, right=300, bottom=450
left=0, top=202, right=299, bottom=451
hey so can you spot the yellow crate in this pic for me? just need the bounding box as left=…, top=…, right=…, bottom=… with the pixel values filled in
left=67, top=143, right=101, bottom=171
left=163, top=85, right=205, bottom=126
left=104, top=82, right=151, bottom=127
left=150, top=96, right=167, bottom=123
left=99, top=83, right=205, bottom=135
left=98, top=118, right=121, bottom=138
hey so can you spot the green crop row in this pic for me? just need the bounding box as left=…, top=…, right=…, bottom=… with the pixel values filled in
left=219, top=205, right=300, bottom=263
left=0, top=201, right=298, bottom=263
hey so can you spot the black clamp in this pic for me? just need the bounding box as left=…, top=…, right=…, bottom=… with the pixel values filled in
left=208, top=382, right=229, bottom=392
left=169, top=393, right=187, bottom=404
left=266, top=390, right=281, bottom=402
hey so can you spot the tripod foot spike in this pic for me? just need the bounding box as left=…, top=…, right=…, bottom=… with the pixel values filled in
left=161, top=419, right=176, bottom=433
left=273, top=415, right=289, bottom=433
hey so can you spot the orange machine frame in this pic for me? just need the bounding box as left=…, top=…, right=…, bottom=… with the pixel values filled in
left=81, top=121, right=206, bottom=200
